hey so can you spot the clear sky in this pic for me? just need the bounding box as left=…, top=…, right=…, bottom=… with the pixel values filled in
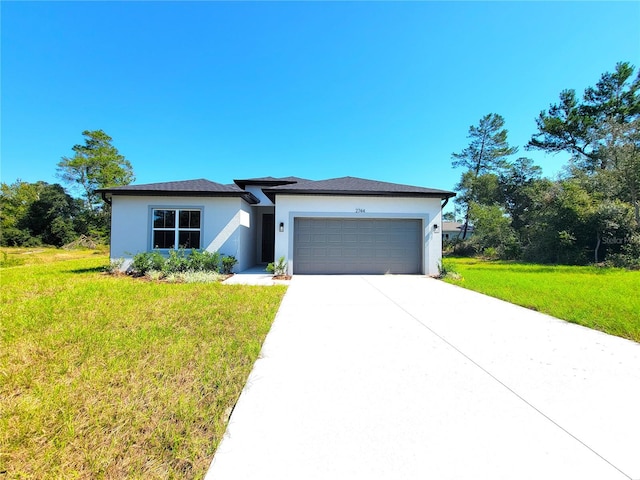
left=2, top=1, right=639, bottom=209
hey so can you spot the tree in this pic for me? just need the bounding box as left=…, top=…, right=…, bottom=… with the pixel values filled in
left=597, top=118, right=640, bottom=226
left=0, top=180, right=41, bottom=245
left=583, top=62, right=640, bottom=126
left=592, top=199, right=635, bottom=263
left=442, top=211, right=456, bottom=222
left=57, top=130, right=134, bottom=211
left=9, top=183, right=81, bottom=247
left=468, top=203, right=519, bottom=259
left=453, top=172, right=502, bottom=226
left=1, top=180, right=99, bottom=247
left=499, top=157, right=543, bottom=233
left=528, top=61, right=639, bottom=172
left=57, top=130, right=134, bottom=241
left=527, top=62, right=640, bottom=267
left=451, top=113, right=517, bottom=238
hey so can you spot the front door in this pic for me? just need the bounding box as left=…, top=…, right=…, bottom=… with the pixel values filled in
left=261, top=213, right=275, bottom=263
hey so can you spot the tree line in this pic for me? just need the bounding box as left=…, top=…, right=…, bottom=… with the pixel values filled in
left=449, top=61, right=640, bottom=268
left=1, top=130, right=134, bottom=247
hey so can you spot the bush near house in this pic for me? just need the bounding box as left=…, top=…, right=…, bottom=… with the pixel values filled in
left=266, top=256, right=288, bottom=276
left=128, top=249, right=235, bottom=278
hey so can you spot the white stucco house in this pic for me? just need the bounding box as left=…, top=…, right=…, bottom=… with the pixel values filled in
left=98, top=176, right=455, bottom=276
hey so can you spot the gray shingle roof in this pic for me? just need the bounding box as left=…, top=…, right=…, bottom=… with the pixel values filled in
left=97, top=179, right=259, bottom=203
left=263, top=176, right=456, bottom=201
left=97, top=176, right=455, bottom=205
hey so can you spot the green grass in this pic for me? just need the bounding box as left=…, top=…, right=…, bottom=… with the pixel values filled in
left=1, top=248, right=286, bottom=479
left=442, top=257, right=640, bottom=343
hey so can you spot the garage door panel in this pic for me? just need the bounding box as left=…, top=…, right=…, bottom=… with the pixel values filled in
left=294, top=218, right=422, bottom=274
left=357, top=234, right=374, bottom=243
left=358, top=246, right=376, bottom=257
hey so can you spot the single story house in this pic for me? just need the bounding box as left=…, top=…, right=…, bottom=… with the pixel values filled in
left=442, top=221, right=474, bottom=240
left=98, top=176, right=455, bottom=276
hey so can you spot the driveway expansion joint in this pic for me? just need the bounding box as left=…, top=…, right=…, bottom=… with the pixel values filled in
left=360, top=275, right=631, bottom=479
left=207, top=275, right=640, bottom=480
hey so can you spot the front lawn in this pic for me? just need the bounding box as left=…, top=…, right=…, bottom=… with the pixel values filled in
left=0, top=248, right=286, bottom=478
left=442, top=257, right=640, bottom=343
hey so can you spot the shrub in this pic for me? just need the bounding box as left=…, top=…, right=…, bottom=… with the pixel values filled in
left=266, top=256, right=287, bottom=276
left=188, top=249, right=221, bottom=272
left=130, top=251, right=165, bottom=276
left=605, top=234, right=640, bottom=269
left=165, top=271, right=223, bottom=283
left=442, top=238, right=461, bottom=254
left=437, top=260, right=462, bottom=280
left=23, top=236, right=43, bottom=248
left=220, top=255, right=238, bottom=274
left=0, top=227, right=34, bottom=247
left=482, top=247, right=499, bottom=259
left=145, top=270, right=164, bottom=281
left=452, top=240, right=477, bottom=257
left=499, top=236, right=522, bottom=260
left=130, top=249, right=234, bottom=277
left=105, top=258, right=125, bottom=274
left=162, top=249, right=190, bottom=274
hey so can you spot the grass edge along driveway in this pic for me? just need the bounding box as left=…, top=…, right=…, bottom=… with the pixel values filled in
left=0, top=248, right=286, bottom=479
left=442, top=257, right=639, bottom=344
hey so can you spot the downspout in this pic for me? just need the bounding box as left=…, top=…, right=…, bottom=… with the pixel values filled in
left=440, top=196, right=451, bottom=265
left=101, top=192, right=112, bottom=206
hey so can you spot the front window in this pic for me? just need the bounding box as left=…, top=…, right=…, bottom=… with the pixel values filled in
left=152, top=209, right=201, bottom=249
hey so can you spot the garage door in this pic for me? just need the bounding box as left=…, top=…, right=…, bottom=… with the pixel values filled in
left=294, top=218, right=422, bottom=274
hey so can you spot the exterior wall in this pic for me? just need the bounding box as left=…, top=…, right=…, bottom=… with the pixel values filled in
left=244, top=185, right=274, bottom=206
left=236, top=201, right=255, bottom=271
left=273, top=195, right=443, bottom=276
left=110, top=195, right=254, bottom=272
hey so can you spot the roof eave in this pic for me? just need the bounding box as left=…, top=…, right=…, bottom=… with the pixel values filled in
left=263, top=189, right=456, bottom=202
left=101, top=190, right=260, bottom=204
left=234, top=179, right=300, bottom=189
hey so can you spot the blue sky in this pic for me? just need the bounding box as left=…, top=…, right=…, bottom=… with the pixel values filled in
left=2, top=1, right=639, bottom=211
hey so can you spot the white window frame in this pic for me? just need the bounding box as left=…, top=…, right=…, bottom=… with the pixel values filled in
left=150, top=207, right=203, bottom=250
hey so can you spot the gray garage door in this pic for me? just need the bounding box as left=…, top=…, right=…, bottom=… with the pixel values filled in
left=294, top=218, right=422, bottom=274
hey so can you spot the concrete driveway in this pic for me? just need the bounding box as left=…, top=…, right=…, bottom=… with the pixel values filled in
left=206, top=275, right=640, bottom=480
